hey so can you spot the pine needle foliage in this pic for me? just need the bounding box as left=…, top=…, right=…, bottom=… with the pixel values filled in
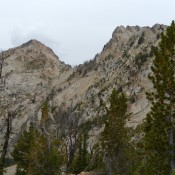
left=12, top=124, right=65, bottom=175
left=100, top=89, right=130, bottom=174
left=71, top=128, right=89, bottom=174
left=143, top=21, right=175, bottom=175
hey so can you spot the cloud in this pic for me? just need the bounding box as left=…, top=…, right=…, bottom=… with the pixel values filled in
left=3, top=0, right=175, bottom=65
left=10, top=25, right=65, bottom=59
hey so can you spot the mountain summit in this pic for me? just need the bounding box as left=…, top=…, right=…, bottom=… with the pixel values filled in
left=0, top=24, right=167, bottom=153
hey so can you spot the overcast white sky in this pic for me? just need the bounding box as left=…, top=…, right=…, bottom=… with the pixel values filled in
left=0, top=0, right=175, bottom=65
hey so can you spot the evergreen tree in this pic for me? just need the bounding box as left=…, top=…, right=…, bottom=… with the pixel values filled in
left=71, top=128, right=89, bottom=174
left=12, top=124, right=65, bottom=175
left=143, top=21, right=175, bottom=174
left=86, top=143, right=105, bottom=173
left=28, top=133, right=64, bottom=175
left=41, top=101, right=49, bottom=124
left=12, top=124, right=39, bottom=175
left=100, top=89, right=129, bottom=174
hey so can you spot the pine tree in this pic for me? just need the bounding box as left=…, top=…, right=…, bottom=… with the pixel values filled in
left=71, top=128, right=89, bottom=174
left=100, top=89, right=129, bottom=174
left=12, top=123, right=38, bottom=175
left=143, top=21, right=175, bottom=174
left=41, top=101, right=49, bottom=124
left=28, top=133, right=64, bottom=175
left=12, top=123, right=65, bottom=175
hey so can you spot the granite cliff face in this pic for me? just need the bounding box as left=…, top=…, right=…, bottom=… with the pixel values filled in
left=0, top=24, right=166, bottom=151
left=0, top=39, right=72, bottom=149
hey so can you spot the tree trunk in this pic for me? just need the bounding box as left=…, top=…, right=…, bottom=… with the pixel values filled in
left=0, top=113, right=11, bottom=175
left=170, top=92, right=175, bottom=174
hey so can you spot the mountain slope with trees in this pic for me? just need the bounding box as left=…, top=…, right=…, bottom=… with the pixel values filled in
left=1, top=22, right=174, bottom=174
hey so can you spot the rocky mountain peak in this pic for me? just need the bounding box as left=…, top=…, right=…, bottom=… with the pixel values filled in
left=18, top=39, right=64, bottom=64
left=18, top=39, right=49, bottom=52
left=152, top=23, right=167, bottom=30
left=22, top=39, right=42, bottom=45
left=20, top=39, right=50, bottom=49
left=112, top=24, right=166, bottom=38
left=0, top=23, right=169, bottom=156
left=97, top=24, right=167, bottom=63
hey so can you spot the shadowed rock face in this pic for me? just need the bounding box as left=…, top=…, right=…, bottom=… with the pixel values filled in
left=0, top=24, right=167, bottom=152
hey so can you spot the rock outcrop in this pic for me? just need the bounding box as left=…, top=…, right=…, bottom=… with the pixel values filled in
left=0, top=24, right=167, bottom=152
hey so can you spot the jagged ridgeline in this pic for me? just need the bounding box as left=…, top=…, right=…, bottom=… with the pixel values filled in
left=0, top=23, right=169, bottom=175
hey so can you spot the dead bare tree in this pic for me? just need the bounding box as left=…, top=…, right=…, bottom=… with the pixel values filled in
left=0, top=112, right=12, bottom=169
left=0, top=50, right=15, bottom=175
left=0, top=110, right=18, bottom=175
left=65, top=112, right=79, bottom=170
left=53, top=105, right=80, bottom=172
